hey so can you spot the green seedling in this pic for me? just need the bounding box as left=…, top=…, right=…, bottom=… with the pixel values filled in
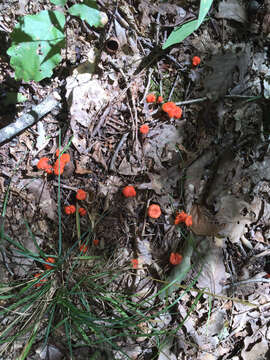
left=7, top=0, right=105, bottom=81
left=163, top=0, right=213, bottom=49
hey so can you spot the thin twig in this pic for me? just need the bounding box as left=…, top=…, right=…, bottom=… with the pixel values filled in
left=224, top=278, right=270, bottom=289
left=141, top=68, right=154, bottom=104
left=109, top=132, right=129, bottom=171
left=175, top=97, right=208, bottom=106
left=155, top=12, right=161, bottom=45
left=168, top=74, right=180, bottom=101
left=138, top=37, right=186, bottom=72
left=0, top=93, right=60, bottom=145
left=91, top=106, right=111, bottom=138
left=53, top=182, right=78, bottom=191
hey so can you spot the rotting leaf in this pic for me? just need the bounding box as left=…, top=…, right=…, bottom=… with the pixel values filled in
left=91, top=142, right=107, bottom=170
left=216, top=195, right=262, bottom=243
left=137, top=238, right=152, bottom=265
left=66, top=74, right=108, bottom=128
left=195, top=237, right=228, bottom=294
left=202, top=49, right=250, bottom=101
left=144, top=124, right=183, bottom=170
left=190, top=204, right=225, bottom=236
left=75, top=160, right=92, bottom=175
left=118, top=156, right=145, bottom=175
left=19, top=179, right=57, bottom=220
left=184, top=149, right=216, bottom=209
left=216, top=0, right=247, bottom=23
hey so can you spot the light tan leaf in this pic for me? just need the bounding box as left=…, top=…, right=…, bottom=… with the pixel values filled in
left=195, top=238, right=228, bottom=294
left=19, top=179, right=57, bottom=220
left=190, top=204, right=225, bottom=236
left=216, top=195, right=262, bottom=243
left=91, top=142, right=107, bottom=170
left=75, top=160, right=92, bottom=175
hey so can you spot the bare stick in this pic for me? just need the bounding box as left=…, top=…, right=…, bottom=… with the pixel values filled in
left=110, top=132, right=129, bottom=171
left=224, top=278, right=270, bottom=289
left=141, top=68, right=154, bottom=104
left=175, top=97, right=208, bottom=106
left=0, top=93, right=60, bottom=145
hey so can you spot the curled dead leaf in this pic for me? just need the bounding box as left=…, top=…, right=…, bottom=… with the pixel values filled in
left=75, top=160, right=92, bottom=175
left=190, top=204, right=225, bottom=236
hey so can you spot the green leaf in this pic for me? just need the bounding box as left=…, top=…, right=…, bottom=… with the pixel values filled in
left=162, top=0, right=213, bottom=50
left=197, top=0, right=213, bottom=27
left=162, top=19, right=198, bottom=50
left=7, top=10, right=66, bottom=82
left=50, top=0, right=67, bottom=5
left=1, top=92, right=27, bottom=105
left=68, top=0, right=103, bottom=28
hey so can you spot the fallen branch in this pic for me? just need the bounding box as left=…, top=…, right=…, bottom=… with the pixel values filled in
left=0, top=92, right=60, bottom=145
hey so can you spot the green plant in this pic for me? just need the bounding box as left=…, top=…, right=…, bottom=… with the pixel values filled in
left=7, top=0, right=105, bottom=82
left=162, top=0, right=214, bottom=50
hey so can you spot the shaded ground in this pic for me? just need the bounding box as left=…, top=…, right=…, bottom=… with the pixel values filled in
left=1, top=0, right=270, bottom=359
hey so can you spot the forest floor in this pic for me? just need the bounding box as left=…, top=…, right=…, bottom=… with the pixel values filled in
left=0, top=0, right=270, bottom=359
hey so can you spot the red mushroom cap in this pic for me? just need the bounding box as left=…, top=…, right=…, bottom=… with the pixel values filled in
left=122, top=186, right=136, bottom=198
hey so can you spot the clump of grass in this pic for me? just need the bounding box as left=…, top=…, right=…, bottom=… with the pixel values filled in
left=0, top=140, right=204, bottom=360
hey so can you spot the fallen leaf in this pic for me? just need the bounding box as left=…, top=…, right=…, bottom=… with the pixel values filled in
left=144, top=124, right=183, bottom=170
left=118, top=156, right=145, bottom=175
left=75, top=160, right=92, bottom=175
left=91, top=142, right=107, bottom=170
left=216, top=195, right=262, bottom=243
left=190, top=204, right=225, bottom=236
left=195, top=238, right=228, bottom=294
left=35, top=121, right=49, bottom=153
left=203, top=49, right=250, bottom=100
left=241, top=338, right=269, bottom=360
left=216, top=0, right=247, bottom=23
left=19, top=179, right=57, bottom=220
left=66, top=74, right=108, bottom=128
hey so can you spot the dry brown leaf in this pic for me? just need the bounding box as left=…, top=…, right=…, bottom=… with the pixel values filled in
left=75, top=160, right=92, bottom=175
left=203, top=49, right=250, bottom=100
left=195, top=238, right=228, bottom=294
left=216, top=195, right=262, bottom=243
left=190, top=204, right=225, bottom=236
left=216, top=0, right=247, bottom=23
left=91, top=142, right=107, bottom=170
left=144, top=124, right=183, bottom=171
left=19, top=179, right=57, bottom=220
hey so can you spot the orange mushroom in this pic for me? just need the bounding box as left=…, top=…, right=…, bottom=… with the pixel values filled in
left=122, top=186, right=136, bottom=198
left=157, top=96, right=163, bottom=103
left=131, top=258, right=139, bottom=269
left=192, top=56, right=201, bottom=66
left=76, top=189, right=87, bottom=201
left=146, top=93, right=156, bottom=103
left=170, top=252, right=183, bottom=265
left=174, top=211, right=188, bottom=225
left=148, top=204, right=161, bottom=219
left=79, top=244, right=88, bottom=254
left=139, top=124, right=150, bottom=135
left=93, top=239, right=99, bottom=246
left=185, top=215, right=192, bottom=227
left=33, top=273, right=47, bottom=288
left=37, top=157, right=53, bottom=174
left=78, top=207, right=87, bottom=216
left=44, top=257, right=55, bottom=270
left=64, top=205, right=76, bottom=215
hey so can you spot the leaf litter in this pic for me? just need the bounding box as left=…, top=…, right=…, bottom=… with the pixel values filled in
left=2, top=0, right=270, bottom=358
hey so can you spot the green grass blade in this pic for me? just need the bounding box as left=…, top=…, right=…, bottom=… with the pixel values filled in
left=197, top=0, right=213, bottom=27
left=162, top=19, right=198, bottom=50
